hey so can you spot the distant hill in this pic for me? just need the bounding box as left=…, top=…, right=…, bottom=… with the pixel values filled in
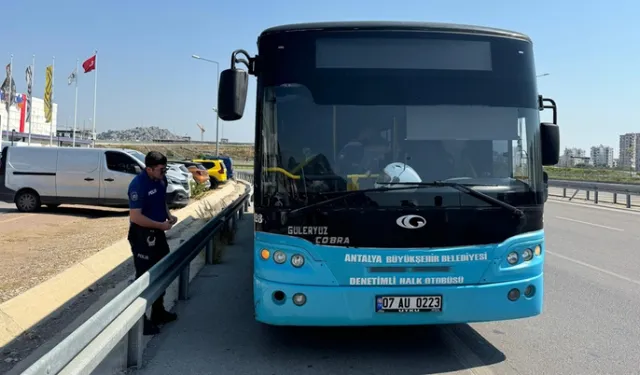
left=97, top=126, right=182, bottom=142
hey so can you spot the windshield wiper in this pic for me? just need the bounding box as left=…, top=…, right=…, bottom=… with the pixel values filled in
left=286, top=186, right=419, bottom=219
left=286, top=181, right=524, bottom=220
left=379, top=181, right=525, bottom=218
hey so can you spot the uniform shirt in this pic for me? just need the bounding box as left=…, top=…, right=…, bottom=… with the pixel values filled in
left=128, top=171, right=168, bottom=224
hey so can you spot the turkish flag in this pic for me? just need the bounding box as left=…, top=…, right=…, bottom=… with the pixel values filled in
left=82, top=55, right=96, bottom=73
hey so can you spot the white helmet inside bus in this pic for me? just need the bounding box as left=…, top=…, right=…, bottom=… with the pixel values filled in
left=374, top=162, right=422, bottom=189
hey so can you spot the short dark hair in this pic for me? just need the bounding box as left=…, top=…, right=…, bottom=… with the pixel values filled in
left=145, top=151, right=167, bottom=168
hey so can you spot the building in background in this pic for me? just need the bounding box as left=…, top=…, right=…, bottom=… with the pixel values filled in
left=619, top=133, right=640, bottom=171
left=1, top=96, right=58, bottom=143
left=590, top=144, right=614, bottom=168
left=558, top=147, right=589, bottom=167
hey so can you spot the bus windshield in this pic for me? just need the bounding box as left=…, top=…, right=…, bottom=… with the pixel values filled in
left=257, top=31, right=543, bottom=208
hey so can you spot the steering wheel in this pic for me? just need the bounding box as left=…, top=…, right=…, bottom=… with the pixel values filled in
left=291, top=153, right=333, bottom=175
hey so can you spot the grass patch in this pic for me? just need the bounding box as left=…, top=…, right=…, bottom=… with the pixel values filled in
left=190, top=180, right=209, bottom=199
left=544, top=166, right=640, bottom=184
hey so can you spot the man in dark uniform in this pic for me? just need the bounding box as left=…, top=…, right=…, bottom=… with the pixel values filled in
left=127, top=151, right=178, bottom=335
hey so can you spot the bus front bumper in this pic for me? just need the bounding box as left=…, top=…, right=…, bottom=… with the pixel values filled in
left=254, top=274, right=543, bottom=326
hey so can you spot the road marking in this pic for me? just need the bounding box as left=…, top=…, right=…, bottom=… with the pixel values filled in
left=547, top=198, right=640, bottom=216
left=440, top=326, right=496, bottom=375
left=554, top=216, right=624, bottom=232
left=546, top=251, right=640, bottom=286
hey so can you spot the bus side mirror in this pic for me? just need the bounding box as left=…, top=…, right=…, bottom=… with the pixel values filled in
left=217, top=69, right=248, bottom=121
left=540, top=122, right=559, bottom=166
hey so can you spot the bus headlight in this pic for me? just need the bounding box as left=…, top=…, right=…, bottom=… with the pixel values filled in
left=292, top=293, right=307, bottom=306
left=507, top=251, right=519, bottom=265
left=273, top=251, right=286, bottom=264
left=522, top=248, right=534, bottom=261
left=291, top=254, right=305, bottom=268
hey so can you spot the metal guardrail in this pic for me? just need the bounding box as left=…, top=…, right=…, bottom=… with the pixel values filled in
left=20, top=183, right=251, bottom=375
left=235, top=170, right=254, bottom=184
left=547, top=179, right=640, bottom=208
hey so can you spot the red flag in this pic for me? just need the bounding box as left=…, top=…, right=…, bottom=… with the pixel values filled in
left=82, top=55, right=96, bottom=73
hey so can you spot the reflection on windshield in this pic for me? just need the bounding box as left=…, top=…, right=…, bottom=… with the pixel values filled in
left=260, top=84, right=542, bottom=206
left=127, top=151, right=145, bottom=164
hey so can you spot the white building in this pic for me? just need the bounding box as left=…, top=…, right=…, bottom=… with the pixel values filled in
left=558, top=147, right=588, bottom=167
left=590, top=144, right=614, bottom=168
left=1, top=96, right=58, bottom=140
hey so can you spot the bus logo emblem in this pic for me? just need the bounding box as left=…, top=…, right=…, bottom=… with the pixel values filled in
left=396, top=215, right=426, bottom=229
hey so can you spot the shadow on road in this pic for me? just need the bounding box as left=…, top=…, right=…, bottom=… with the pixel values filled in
left=36, top=205, right=129, bottom=219
left=260, top=323, right=506, bottom=374
left=136, top=212, right=507, bottom=375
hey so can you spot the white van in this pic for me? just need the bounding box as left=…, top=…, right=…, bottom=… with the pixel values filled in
left=0, top=146, right=190, bottom=212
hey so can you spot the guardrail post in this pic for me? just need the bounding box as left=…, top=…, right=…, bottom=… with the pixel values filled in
left=586, top=191, right=590, bottom=201
left=613, top=193, right=618, bottom=204
left=205, top=237, right=215, bottom=264
left=226, top=217, right=236, bottom=245
left=627, top=194, right=632, bottom=208
left=562, top=188, right=567, bottom=197
left=594, top=189, right=598, bottom=204
left=127, top=316, right=144, bottom=369
left=179, top=267, right=190, bottom=300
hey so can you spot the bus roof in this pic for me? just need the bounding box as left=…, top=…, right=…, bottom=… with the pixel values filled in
left=259, top=21, right=532, bottom=43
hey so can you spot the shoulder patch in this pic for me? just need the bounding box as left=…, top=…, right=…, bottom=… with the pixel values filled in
left=131, top=191, right=139, bottom=201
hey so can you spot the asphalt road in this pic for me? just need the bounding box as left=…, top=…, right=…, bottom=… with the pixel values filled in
left=0, top=201, right=15, bottom=214
left=131, top=200, right=640, bottom=375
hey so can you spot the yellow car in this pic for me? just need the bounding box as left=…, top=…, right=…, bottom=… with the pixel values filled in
left=192, top=159, right=228, bottom=188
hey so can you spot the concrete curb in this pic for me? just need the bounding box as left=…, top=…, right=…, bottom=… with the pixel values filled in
left=0, top=182, right=243, bottom=349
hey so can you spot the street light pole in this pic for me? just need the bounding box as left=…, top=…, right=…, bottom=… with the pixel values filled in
left=191, top=54, right=220, bottom=155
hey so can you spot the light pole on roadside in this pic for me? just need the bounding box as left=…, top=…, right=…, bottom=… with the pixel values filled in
left=212, top=107, right=223, bottom=141
left=191, top=54, right=220, bottom=155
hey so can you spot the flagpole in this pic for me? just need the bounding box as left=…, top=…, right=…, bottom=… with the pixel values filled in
left=5, top=54, right=13, bottom=143
left=91, top=50, right=97, bottom=148
left=28, top=54, right=35, bottom=145
left=72, top=58, right=79, bottom=147
left=49, top=56, right=55, bottom=147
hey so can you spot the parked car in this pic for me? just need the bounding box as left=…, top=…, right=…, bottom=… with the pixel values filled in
left=168, top=163, right=196, bottom=191
left=192, top=158, right=228, bottom=189
left=0, top=146, right=189, bottom=212
left=168, top=160, right=211, bottom=189
left=202, top=154, right=235, bottom=180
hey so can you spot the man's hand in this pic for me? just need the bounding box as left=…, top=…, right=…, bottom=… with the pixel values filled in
left=159, top=221, right=174, bottom=231
left=168, top=214, right=178, bottom=225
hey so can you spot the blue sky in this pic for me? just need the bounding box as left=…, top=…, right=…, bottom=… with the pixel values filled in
left=4, top=0, right=637, bottom=155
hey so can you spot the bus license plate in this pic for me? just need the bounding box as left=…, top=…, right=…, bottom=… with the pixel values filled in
left=375, top=295, right=442, bottom=313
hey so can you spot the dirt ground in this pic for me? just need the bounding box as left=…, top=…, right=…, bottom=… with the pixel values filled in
left=0, top=183, right=246, bottom=373
left=0, top=204, right=134, bottom=303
